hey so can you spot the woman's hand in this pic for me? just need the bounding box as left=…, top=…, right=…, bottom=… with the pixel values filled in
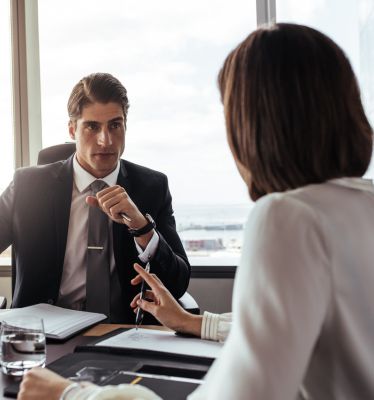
left=130, top=264, right=202, bottom=337
left=17, top=368, right=71, bottom=400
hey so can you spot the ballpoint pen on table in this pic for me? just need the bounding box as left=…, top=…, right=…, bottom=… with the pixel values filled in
left=135, top=262, right=150, bottom=330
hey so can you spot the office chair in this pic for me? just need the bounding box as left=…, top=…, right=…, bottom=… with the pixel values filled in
left=36, top=143, right=199, bottom=314
left=37, top=142, right=76, bottom=165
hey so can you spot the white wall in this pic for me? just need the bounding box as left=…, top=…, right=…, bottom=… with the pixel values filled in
left=188, top=278, right=234, bottom=314
left=0, top=276, right=11, bottom=307
left=0, top=275, right=235, bottom=314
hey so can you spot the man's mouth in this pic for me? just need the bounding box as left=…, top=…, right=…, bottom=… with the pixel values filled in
left=92, top=152, right=116, bottom=156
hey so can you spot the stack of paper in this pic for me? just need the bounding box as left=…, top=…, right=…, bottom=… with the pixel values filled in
left=96, top=328, right=223, bottom=360
left=0, top=303, right=106, bottom=340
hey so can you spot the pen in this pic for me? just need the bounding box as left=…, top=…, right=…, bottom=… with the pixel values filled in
left=120, top=212, right=132, bottom=222
left=135, top=262, right=150, bottom=330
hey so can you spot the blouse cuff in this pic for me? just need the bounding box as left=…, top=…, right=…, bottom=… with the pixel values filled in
left=201, top=311, right=220, bottom=341
left=61, top=382, right=96, bottom=400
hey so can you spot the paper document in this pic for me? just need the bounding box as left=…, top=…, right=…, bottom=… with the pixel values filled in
left=0, top=304, right=106, bottom=340
left=96, top=328, right=223, bottom=359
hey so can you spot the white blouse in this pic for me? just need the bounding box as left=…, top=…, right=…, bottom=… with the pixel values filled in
left=65, top=178, right=374, bottom=400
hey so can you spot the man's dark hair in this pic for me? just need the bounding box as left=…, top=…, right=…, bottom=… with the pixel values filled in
left=67, top=72, right=129, bottom=123
left=218, top=23, right=373, bottom=200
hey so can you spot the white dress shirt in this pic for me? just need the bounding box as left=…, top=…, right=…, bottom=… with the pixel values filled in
left=57, top=156, right=159, bottom=309
left=65, top=177, right=374, bottom=399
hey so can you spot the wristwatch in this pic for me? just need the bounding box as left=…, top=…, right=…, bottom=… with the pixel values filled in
left=128, top=213, right=156, bottom=237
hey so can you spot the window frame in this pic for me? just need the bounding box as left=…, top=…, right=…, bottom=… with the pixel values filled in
left=0, top=0, right=273, bottom=272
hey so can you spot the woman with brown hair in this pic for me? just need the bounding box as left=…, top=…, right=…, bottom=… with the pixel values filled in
left=19, top=23, right=374, bottom=400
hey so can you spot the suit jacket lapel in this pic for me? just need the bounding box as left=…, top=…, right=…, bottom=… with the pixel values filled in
left=52, top=156, right=74, bottom=278
left=113, top=160, right=137, bottom=285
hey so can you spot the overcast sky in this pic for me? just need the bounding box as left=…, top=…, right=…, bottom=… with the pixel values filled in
left=1, top=0, right=374, bottom=204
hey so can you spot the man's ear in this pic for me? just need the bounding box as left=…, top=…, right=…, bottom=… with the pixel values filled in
left=68, top=120, right=76, bottom=140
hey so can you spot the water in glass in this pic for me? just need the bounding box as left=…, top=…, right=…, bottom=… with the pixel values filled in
left=0, top=317, right=46, bottom=376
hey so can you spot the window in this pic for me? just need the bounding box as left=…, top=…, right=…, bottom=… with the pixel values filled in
left=0, top=0, right=14, bottom=265
left=38, top=0, right=257, bottom=266
left=277, top=0, right=374, bottom=176
left=0, top=0, right=14, bottom=194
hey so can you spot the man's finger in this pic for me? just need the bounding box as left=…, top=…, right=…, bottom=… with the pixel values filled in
left=85, top=195, right=99, bottom=208
left=97, top=185, right=127, bottom=200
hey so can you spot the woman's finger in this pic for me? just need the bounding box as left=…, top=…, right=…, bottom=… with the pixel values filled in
left=133, top=263, right=164, bottom=293
left=131, top=274, right=143, bottom=286
left=137, top=298, right=158, bottom=315
left=130, top=293, right=141, bottom=307
left=130, top=290, right=155, bottom=307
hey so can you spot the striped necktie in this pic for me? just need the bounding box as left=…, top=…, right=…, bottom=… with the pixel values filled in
left=85, top=180, right=110, bottom=317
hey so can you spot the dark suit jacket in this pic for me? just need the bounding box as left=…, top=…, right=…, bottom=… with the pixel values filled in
left=0, top=156, right=190, bottom=322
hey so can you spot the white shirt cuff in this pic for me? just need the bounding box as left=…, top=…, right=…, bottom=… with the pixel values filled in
left=135, top=231, right=159, bottom=263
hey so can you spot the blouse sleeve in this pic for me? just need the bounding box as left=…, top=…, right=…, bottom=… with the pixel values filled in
left=189, top=194, right=332, bottom=400
left=201, top=312, right=232, bottom=342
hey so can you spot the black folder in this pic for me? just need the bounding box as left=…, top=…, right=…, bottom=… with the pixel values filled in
left=4, top=329, right=214, bottom=399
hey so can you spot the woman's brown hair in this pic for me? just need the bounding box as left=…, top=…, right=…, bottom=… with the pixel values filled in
left=218, top=23, right=373, bottom=200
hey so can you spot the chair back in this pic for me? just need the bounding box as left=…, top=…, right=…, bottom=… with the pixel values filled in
left=37, top=143, right=76, bottom=165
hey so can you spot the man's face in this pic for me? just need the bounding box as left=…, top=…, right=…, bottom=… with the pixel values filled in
left=69, top=102, right=125, bottom=178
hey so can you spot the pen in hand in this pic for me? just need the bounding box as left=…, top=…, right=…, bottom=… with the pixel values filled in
left=120, top=212, right=131, bottom=222
left=135, top=262, right=150, bottom=330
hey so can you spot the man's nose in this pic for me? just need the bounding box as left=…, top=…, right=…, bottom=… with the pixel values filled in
left=97, top=127, right=112, bottom=146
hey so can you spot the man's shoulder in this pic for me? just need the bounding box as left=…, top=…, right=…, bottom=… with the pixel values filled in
left=121, top=159, right=167, bottom=182
left=14, top=160, right=70, bottom=184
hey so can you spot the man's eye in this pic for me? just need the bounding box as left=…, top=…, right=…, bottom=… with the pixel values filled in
left=110, top=122, right=121, bottom=129
left=87, top=123, right=98, bottom=131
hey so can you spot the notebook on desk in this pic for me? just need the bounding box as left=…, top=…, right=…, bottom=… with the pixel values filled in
left=0, top=304, right=106, bottom=341
left=87, top=327, right=223, bottom=362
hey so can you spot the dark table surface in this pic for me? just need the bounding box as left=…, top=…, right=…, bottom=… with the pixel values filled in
left=0, top=324, right=169, bottom=400
left=1, top=333, right=95, bottom=399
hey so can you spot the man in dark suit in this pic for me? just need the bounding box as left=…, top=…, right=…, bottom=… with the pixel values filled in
left=0, top=73, right=190, bottom=322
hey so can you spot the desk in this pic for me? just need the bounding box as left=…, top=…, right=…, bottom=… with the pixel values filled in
left=0, top=325, right=204, bottom=400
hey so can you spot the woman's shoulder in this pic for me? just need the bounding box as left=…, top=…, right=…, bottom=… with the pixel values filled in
left=250, top=187, right=318, bottom=226
left=251, top=180, right=343, bottom=223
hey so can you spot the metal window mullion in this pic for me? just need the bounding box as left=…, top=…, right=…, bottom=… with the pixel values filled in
left=11, top=0, right=42, bottom=168
left=256, top=0, right=276, bottom=26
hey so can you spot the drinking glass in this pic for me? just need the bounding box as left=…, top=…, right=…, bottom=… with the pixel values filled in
left=0, top=316, right=46, bottom=376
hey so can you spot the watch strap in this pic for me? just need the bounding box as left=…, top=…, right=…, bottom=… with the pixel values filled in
left=128, top=214, right=156, bottom=237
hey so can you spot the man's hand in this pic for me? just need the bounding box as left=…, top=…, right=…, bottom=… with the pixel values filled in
left=86, top=185, right=147, bottom=228
left=86, top=185, right=154, bottom=249
left=130, top=264, right=202, bottom=337
left=17, top=368, right=71, bottom=400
